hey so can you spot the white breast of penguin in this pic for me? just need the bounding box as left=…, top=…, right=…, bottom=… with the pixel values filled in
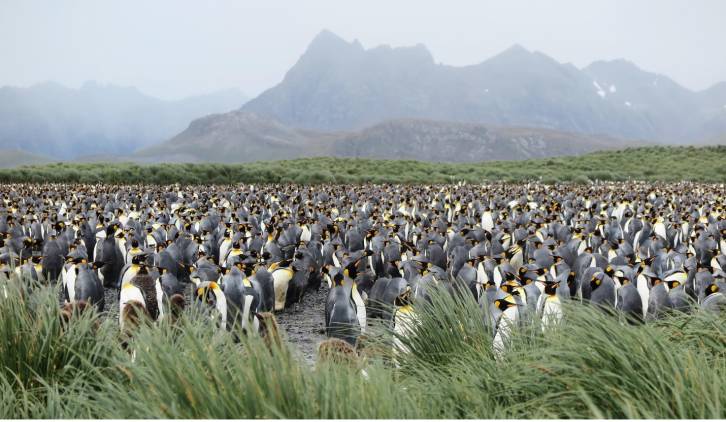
left=272, top=268, right=294, bottom=311
left=351, top=284, right=366, bottom=332
left=63, top=264, right=78, bottom=302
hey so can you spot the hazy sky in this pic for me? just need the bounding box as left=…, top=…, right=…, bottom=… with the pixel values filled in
left=1, top=0, right=725, bottom=100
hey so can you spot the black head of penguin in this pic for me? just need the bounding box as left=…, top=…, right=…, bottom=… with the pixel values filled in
left=666, top=279, right=682, bottom=290
left=500, top=280, right=520, bottom=294
left=494, top=295, right=516, bottom=311
left=394, top=286, right=412, bottom=307
left=105, top=224, right=118, bottom=237
left=619, top=275, right=633, bottom=286
left=91, top=261, right=106, bottom=271
left=705, top=283, right=720, bottom=297
left=131, top=253, right=148, bottom=266
left=590, top=273, right=603, bottom=291
left=344, top=261, right=359, bottom=279
left=544, top=281, right=560, bottom=296
left=333, top=271, right=345, bottom=287
left=196, top=283, right=219, bottom=307
left=236, top=262, right=253, bottom=277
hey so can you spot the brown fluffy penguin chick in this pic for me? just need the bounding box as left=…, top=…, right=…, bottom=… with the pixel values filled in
left=120, top=300, right=149, bottom=350
left=168, top=293, right=186, bottom=323
left=317, top=337, right=358, bottom=367
left=354, top=333, right=386, bottom=361
left=256, top=312, right=282, bottom=350
left=59, top=300, right=94, bottom=326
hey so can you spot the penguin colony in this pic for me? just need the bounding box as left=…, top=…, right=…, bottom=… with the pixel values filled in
left=0, top=181, right=724, bottom=359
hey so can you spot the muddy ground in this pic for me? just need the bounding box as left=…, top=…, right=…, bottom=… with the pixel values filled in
left=274, top=286, right=328, bottom=363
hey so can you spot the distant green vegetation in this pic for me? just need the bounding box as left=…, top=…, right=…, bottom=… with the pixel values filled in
left=0, top=145, right=724, bottom=184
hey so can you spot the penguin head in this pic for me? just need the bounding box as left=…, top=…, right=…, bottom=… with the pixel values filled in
left=131, top=253, right=148, bottom=266
left=567, top=271, right=577, bottom=290
left=616, top=269, right=631, bottom=286
left=501, top=279, right=521, bottom=294
left=590, top=273, right=603, bottom=290
left=241, top=262, right=254, bottom=277
left=705, top=283, right=720, bottom=297
left=343, top=261, right=358, bottom=280
left=544, top=281, right=560, bottom=296
left=333, top=271, right=345, bottom=287
left=534, top=267, right=549, bottom=281
left=394, top=286, right=412, bottom=307
left=233, top=259, right=245, bottom=271
left=494, top=294, right=517, bottom=311
left=518, top=266, right=532, bottom=283
left=196, top=283, right=219, bottom=307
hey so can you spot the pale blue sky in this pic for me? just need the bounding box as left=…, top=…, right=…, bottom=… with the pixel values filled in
left=1, top=0, right=724, bottom=99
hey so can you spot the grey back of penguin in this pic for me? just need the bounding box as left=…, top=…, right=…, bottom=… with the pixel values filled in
left=74, top=263, right=105, bottom=312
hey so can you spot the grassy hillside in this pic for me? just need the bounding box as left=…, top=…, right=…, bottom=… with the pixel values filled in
left=0, top=145, right=724, bottom=184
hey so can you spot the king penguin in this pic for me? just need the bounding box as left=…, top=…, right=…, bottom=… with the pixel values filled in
left=119, top=264, right=164, bottom=329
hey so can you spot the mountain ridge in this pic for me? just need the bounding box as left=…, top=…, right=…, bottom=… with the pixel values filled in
left=241, top=30, right=726, bottom=143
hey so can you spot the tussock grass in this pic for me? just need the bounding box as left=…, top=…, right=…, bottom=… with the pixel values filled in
left=0, top=281, right=723, bottom=418
left=1, top=145, right=724, bottom=184
left=0, top=281, right=116, bottom=388
left=388, top=287, right=726, bottom=418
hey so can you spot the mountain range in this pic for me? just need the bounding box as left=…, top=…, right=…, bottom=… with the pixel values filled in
left=241, top=30, right=726, bottom=143
left=0, top=81, right=247, bottom=159
left=2, top=30, right=725, bottom=166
